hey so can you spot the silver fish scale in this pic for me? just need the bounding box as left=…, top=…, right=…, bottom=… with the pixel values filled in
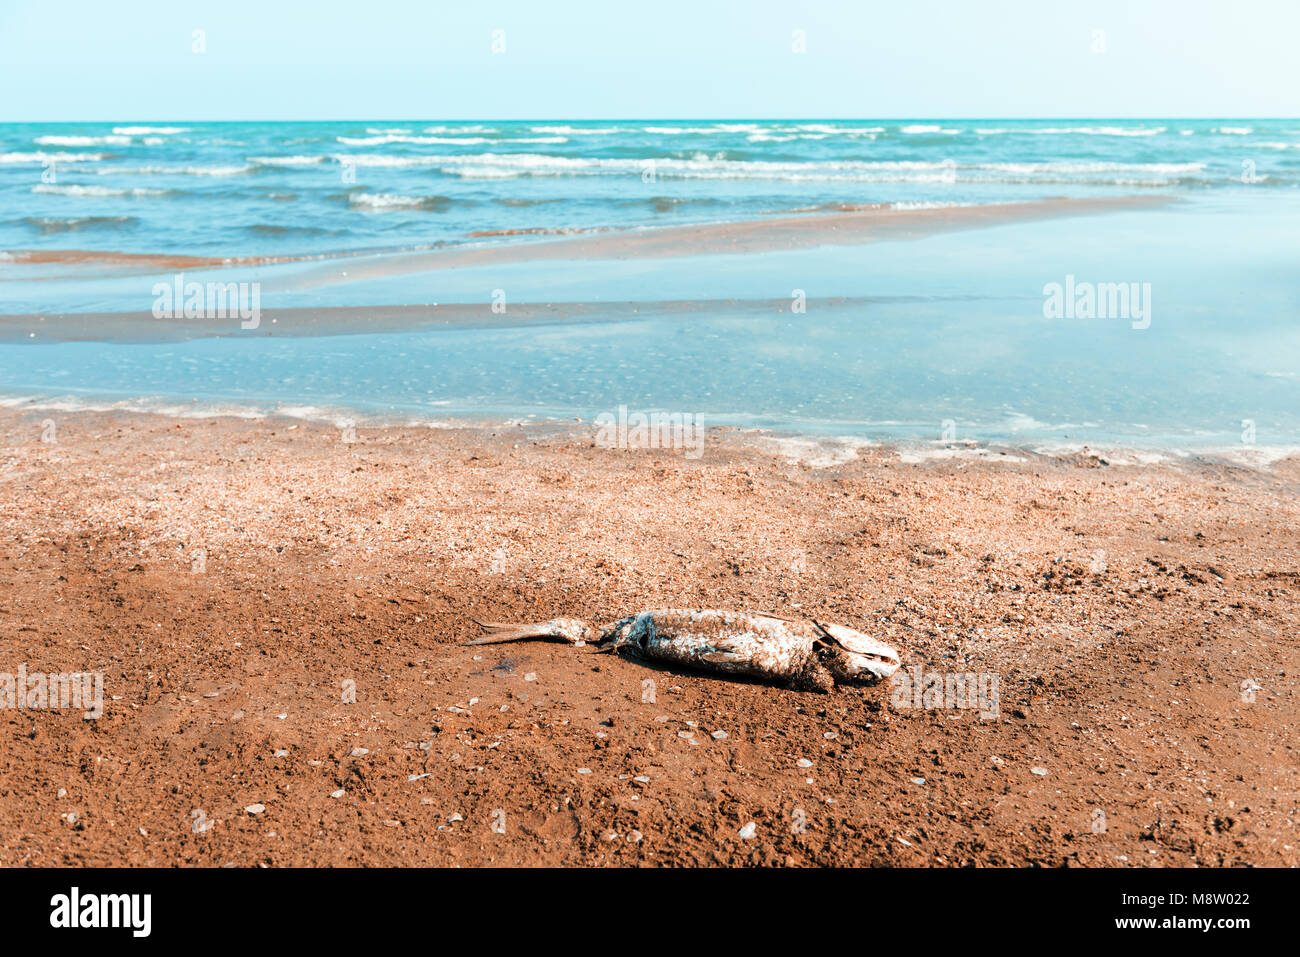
left=614, top=609, right=818, bottom=682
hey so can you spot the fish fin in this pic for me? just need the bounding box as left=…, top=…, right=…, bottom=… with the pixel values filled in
left=699, top=651, right=745, bottom=664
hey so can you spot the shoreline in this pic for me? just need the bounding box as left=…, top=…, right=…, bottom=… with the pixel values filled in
left=0, top=393, right=1295, bottom=469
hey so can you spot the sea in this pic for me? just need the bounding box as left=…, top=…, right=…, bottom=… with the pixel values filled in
left=1, top=119, right=1298, bottom=454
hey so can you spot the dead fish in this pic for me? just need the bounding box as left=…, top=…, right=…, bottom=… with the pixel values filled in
left=468, top=610, right=900, bottom=693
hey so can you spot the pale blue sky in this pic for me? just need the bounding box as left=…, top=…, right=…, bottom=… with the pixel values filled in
left=2, top=0, right=1295, bottom=120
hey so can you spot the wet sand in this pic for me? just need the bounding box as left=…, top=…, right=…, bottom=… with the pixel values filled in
left=2, top=194, right=1171, bottom=285
left=0, top=406, right=1296, bottom=866
left=286, top=194, right=1175, bottom=288
left=0, top=297, right=875, bottom=343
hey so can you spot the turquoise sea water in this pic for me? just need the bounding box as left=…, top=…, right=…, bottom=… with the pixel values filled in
left=1, top=120, right=1298, bottom=450
left=3, top=119, right=1298, bottom=257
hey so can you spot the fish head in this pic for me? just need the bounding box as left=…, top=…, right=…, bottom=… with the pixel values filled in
left=814, top=622, right=901, bottom=681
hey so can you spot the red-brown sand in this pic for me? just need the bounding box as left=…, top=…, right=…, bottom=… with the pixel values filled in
left=1, top=406, right=1296, bottom=866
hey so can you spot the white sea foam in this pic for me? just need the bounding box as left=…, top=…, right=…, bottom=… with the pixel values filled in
left=640, top=123, right=764, bottom=134
left=1025, top=441, right=1298, bottom=469
left=32, top=183, right=168, bottom=198
left=277, top=404, right=332, bottom=420
left=449, top=166, right=524, bottom=179
left=890, top=200, right=971, bottom=210
left=980, top=160, right=1203, bottom=174
left=249, top=155, right=329, bottom=166
left=1213, top=126, right=1253, bottom=135
left=348, top=192, right=450, bottom=210
left=975, top=126, right=1166, bottom=136
left=420, top=151, right=1202, bottom=185
left=0, top=394, right=270, bottom=420
left=542, top=122, right=884, bottom=138
left=337, top=134, right=492, bottom=146
left=749, top=128, right=870, bottom=142
left=1216, top=445, right=1300, bottom=467
left=403, top=136, right=494, bottom=144
left=0, top=151, right=107, bottom=164
left=97, top=163, right=253, bottom=176
left=350, top=192, right=423, bottom=209
left=331, top=153, right=446, bottom=167
left=34, top=134, right=132, bottom=146
left=530, top=125, right=631, bottom=135
left=641, top=125, right=755, bottom=135
left=756, top=435, right=872, bottom=468
left=111, top=126, right=189, bottom=135
left=794, top=124, right=885, bottom=134
left=424, top=125, right=497, bottom=134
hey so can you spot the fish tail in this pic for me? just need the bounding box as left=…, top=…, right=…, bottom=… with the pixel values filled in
left=466, top=617, right=591, bottom=645
left=466, top=619, right=556, bottom=645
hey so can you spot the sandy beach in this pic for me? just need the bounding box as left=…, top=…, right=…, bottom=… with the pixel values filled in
left=1, top=405, right=1296, bottom=866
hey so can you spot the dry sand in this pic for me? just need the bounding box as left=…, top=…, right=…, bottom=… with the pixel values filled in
left=0, top=406, right=1296, bottom=866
